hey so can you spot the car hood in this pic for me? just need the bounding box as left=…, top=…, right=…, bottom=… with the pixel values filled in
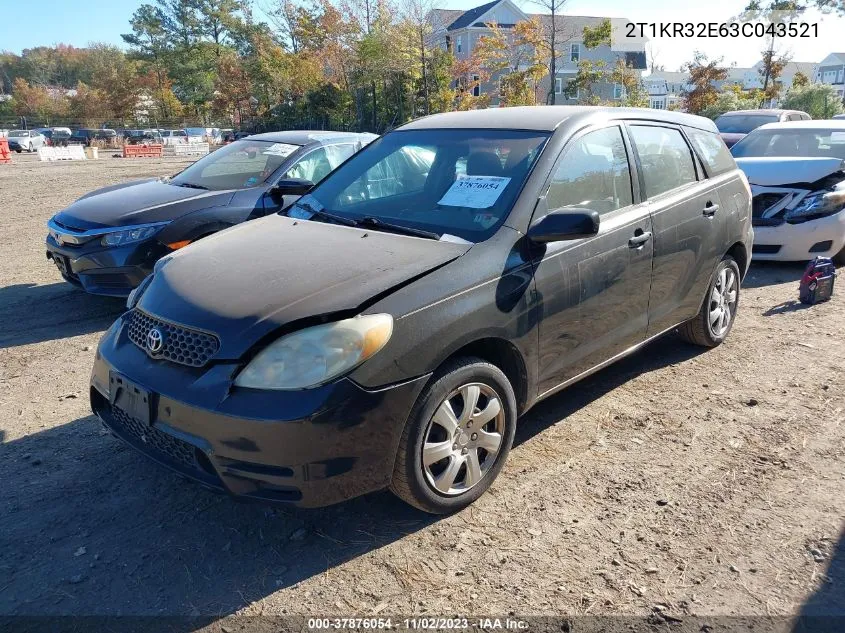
left=734, top=157, right=845, bottom=186
left=137, top=215, right=471, bottom=358
left=54, top=180, right=236, bottom=230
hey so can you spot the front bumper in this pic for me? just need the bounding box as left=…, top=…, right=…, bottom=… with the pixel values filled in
left=90, top=315, right=428, bottom=507
left=45, top=234, right=168, bottom=296
left=751, top=211, right=845, bottom=261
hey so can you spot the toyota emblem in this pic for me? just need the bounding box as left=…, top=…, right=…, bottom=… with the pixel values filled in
left=146, top=328, right=164, bottom=354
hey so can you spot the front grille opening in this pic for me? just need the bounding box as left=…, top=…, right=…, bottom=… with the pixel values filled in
left=809, top=240, right=833, bottom=253
left=753, top=244, right=782, bottom=255
left=111, top=406, right=198, bottom=470
left=126, top=309, right=220, bottom=367
left=751, top=192, right=791, bottom=218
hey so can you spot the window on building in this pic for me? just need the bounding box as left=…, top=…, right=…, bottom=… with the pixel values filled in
left=473, top=75, right=480, bottom=97
left=570, top=43, right=580, bottom=62
left=628, top=125, right=697, bottom=198
left=823, top=70, right=836, bottom=83
left=555, top=78, right=562, bottom=94
left=547, top=126, right=633, bottom=215
left=457, top=35, right=463, bottom=53
left=839, top=69, right=844, bottom=83
left=614, top=83, right=625, bottom=99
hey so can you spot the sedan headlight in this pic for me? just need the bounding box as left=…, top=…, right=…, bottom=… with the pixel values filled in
left=101, top=222, right=168, bottom=246
left=234, top=314, right=393, bottom=390
left=786, top=189, right=845, bottom=221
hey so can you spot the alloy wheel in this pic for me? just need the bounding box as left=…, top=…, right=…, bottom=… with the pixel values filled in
left=421, top=382, right=505, bottom=496
left=709, top=266, right=737, bottom=338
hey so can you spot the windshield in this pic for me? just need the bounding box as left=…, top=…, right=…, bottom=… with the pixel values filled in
left=288, top=129, right=549, bottom=242
left=169, top=139, right=301, bottom=190
left=10, top=130, right=28, bottom=137
left=731, top=129, right=845, bottom=159
left=715, top=114, right=779, bottom=134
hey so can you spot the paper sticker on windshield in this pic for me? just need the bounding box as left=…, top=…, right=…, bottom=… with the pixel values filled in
left=263, top=143, right=298, bottom=157
left=473, top=213, right=498, bottom=229
left=438, top=176, right=511, bottom=209
left=830, top=132, right=845, bottom=142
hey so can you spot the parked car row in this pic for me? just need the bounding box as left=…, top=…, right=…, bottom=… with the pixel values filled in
left=44, top=108, right=762, bottom=514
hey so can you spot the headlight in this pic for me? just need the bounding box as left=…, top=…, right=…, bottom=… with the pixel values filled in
left=233, top=314, right=393, bottom=390
left=126, top=273, right=154, bottom=310
left=786, top=190, right=845, bottom=221
left=101, top=222, right=168, bottom=246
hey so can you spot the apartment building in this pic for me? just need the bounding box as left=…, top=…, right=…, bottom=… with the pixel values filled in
left=430, top=0, right=646, bottom=105
left=815, top=53, right=845, bottom=101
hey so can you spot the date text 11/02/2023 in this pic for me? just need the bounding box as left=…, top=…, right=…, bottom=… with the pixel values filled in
left=625, top=21, right=819, bottom=38
left=306, top=617, right=530, bottom=630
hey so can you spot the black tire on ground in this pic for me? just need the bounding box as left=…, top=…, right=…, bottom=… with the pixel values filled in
left=833, top=245, right=845, bottom=267
left=678, top=255, right=741, bottom=348
left=15, top=149, right=21, bottom=153
left=390, top=357, right=517, bottom=514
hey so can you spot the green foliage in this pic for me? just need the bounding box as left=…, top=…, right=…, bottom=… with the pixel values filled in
left=700, top=91, right=763, bottom=119
left=781, top=83, right=845, bottom=118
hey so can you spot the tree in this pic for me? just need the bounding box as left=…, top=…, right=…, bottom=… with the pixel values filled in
left=781, top=83, right=845, bottom=118
left=700, top=89, right=764, bottom=119
left=681, top=52, right=728, bottom=114
left=471, top=20, right=547, bottom=107
left=529, top=0, right=572, bottom=104
left=757, top=46, right=789, bottom=105
left=68, top=81, right=109, bottom=126
left=791, top=70, right=809, bottom=88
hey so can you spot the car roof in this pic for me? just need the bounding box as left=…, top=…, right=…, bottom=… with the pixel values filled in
left=246, top=130, right=376, bottom=145
left=754, top=120, right=845, bottom=131
left=716, top=109, right=799, bottom=117
left=398, top=106, right=718, bottom=133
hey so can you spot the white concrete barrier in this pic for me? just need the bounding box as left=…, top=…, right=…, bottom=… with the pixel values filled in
left=164, top=143, right=210, bottom=156
left=38, top=146, right=86, bottom=161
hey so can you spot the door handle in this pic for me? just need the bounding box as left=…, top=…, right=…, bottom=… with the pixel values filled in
left=628, top=231, right=652, bottom=248
left=703, top=202, right=720, bottom=217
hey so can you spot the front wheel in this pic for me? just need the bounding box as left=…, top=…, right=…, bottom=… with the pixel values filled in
left=678, top=255, right=740, bottom=347
left=390, top=358, right=517, bottom=514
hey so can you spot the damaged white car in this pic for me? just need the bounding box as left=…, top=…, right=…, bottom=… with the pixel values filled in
left=731, top=121, right=845, bottom=264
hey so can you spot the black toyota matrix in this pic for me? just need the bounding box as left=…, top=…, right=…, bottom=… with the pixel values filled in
left=46, top=131, right=375, bottom=296
left=91, top=107, right=752, bottom=513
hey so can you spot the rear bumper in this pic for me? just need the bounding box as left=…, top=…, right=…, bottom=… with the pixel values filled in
left=752, top=211, right=845, bottom=262
left=45, top=235, right=167, bottom=296
left=90, top=318, right=428, bottom=507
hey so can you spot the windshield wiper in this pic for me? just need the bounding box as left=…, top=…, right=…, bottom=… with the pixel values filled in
left=356, top=216, right=441, bottom=240
left=289, top=201, right=357, bottom=226
left=174, top=182, right=209, bottom=190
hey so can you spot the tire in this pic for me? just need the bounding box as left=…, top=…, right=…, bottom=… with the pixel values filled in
left=390, top=357, right=517, bottom=514
left=15, top=149, right=21, bottom=153
left=833, top=245, right=845, bottom=267
left=678, top=255, right=741, bottom=347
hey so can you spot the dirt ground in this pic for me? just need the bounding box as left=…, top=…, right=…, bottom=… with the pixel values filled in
left=0, top=153, right=843, bottom=627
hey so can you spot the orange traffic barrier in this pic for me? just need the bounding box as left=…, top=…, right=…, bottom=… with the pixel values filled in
left=0, top=138, right=11, bottom=164
left=122, top=143, right=164, bottom=158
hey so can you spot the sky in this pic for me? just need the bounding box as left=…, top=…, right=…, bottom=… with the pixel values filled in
left=0, top=0, right=842, bottom=71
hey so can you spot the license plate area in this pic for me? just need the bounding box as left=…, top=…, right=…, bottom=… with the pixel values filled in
left=51, top=252, right=70, bottom=275
left=109, top=372, right=154, bottom=425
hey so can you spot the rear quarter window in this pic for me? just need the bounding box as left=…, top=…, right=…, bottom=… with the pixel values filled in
left=685, top=127, right=737, bottom=176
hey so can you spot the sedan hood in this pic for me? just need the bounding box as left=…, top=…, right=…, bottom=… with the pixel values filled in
left=54, top=180, right=236, bottom=230
left=138, top=215, right=471, bottom=358
left=735, top=157, right=845, bottom=186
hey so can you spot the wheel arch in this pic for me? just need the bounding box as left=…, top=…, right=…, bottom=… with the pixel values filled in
left=727, top=241, right=749, bottom=281
left=437, top=337, right=529, bottom=416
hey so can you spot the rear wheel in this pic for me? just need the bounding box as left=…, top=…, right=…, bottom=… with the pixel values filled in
left=390, top=358, right=517, bottom=514
left=678, top=256, right=740, bottom=347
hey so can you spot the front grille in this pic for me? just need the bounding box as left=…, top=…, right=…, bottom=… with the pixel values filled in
left=127, top=309, right=220, bottom=367
left=111, top=405, right=198, bottom=469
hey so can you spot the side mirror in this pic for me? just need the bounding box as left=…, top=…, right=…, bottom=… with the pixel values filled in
left=527, top=207, right=600, bottom=243
left=271, top=178, right=315, bottom=197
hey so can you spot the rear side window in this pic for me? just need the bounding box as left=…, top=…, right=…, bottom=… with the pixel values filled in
left=685, top=127, right=736, bottom=176
left=629, top=125, right=697, bottom=198
left=547, top=126, right=633, bottom=215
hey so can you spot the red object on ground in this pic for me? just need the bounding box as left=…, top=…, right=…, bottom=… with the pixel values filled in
left=0, top=138, right=11, bottom=164
left=122, top=143, right=164, bottom=158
